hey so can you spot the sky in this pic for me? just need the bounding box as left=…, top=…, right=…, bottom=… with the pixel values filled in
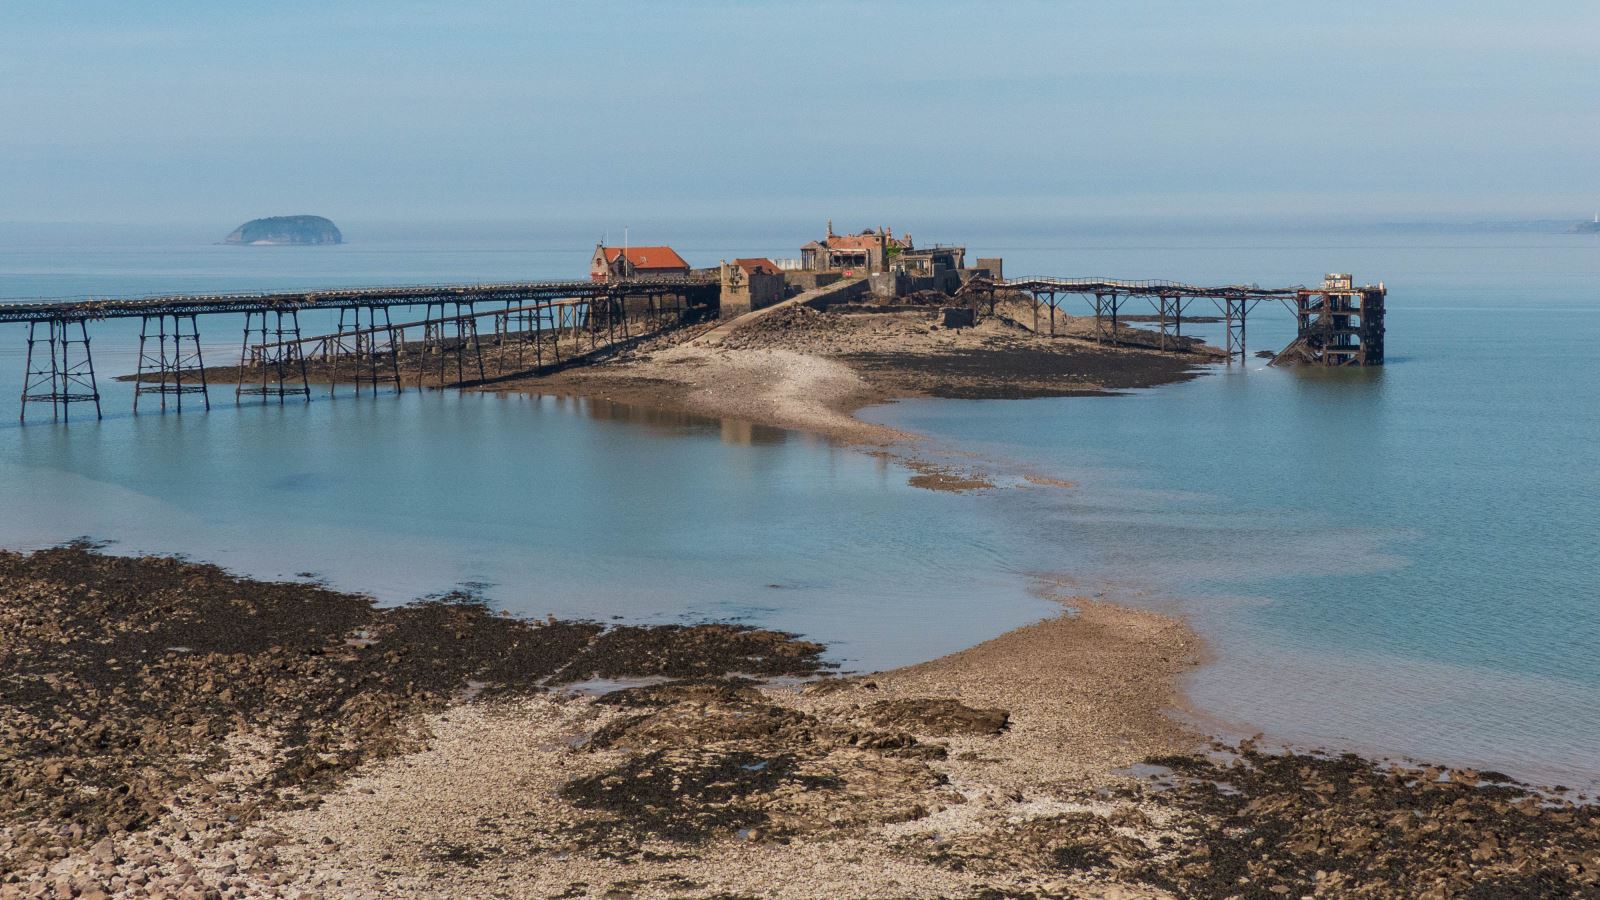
left=1, top=1, right=1596, bottom=227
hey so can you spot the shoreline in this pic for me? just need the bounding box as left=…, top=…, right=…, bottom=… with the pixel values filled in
left=485, top=304, right=1216, bottom=448
left=15, top=310, right=1600, bottom=894
left=483, top=312, right=1600, bottom=798
left=5, top=549, right=1595, bottom=897
left=118, top=298, right=1580, bottom=789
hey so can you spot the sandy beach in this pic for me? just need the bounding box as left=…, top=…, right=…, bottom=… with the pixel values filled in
left=491, top=299, right=1214, bottom=448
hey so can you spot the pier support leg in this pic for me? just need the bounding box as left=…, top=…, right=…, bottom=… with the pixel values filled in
left=418, top=302, right=444, bottom=389
left=382, top=307, right=403, bottom=392
left=134, top=313, right=208, bottom=413
left=1156, top=295, right=1184, bottom=351
left=237, top=309, right=312, bottom=403
left=1216, top=297, right=1256, bottom=364
left=237, top=311, right=261, bottom=403
left=20, top=319, right=101, bottom=423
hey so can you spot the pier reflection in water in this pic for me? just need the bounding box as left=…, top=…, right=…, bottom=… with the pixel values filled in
left=0, top=385, right=1056, bottom=672
left=554, top=394, right=789, bottom=447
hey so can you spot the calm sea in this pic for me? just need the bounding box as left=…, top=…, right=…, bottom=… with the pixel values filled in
left=2, top=222, right=1596, bottom=790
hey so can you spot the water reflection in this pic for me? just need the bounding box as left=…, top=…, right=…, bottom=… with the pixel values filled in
left=496, top=392, right=792, bottom=447
left=0, top=383, right=1058, bottom=671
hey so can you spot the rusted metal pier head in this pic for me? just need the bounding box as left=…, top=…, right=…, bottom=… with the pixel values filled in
left=1274, top=274, right=1386, bottom=366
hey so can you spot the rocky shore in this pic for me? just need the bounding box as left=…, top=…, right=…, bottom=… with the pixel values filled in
left=3, top=548, right=1597, bottom=898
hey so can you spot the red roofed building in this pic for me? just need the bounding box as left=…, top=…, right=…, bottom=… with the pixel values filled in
left=731, top=257, right=782, bottom=276
left=590, top=244, right=692, bottom=281
left=800, top=221, right=910, bottom=273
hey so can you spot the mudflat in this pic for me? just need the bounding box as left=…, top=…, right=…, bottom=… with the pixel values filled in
left=3, top=550, right=1596, bottom=897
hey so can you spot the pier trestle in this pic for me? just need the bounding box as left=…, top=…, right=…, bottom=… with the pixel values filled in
left=237, top=309, right=313, bottom=404
left=19, top=318, right=101, bottom=422
left=989, top=276, right=1383, bottom=366
left=247, top=290, right=694, bottom=394
left=134, top=313, right=209, bottom=413
left=3, top=276, right=718, bottom=423
left=329, top=305, right=404, bottom=396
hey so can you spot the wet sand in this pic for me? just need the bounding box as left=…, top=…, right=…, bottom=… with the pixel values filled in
left=4, top=551, right=1597, bottom=898
left=17, top=308, right=1600, bottom=896
left=492, top=305, right=1216, bottom=449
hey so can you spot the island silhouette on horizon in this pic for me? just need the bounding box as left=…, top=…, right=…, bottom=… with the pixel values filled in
left=224, top=215, right=343, bottom=245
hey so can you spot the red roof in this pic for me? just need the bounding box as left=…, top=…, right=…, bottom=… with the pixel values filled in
left=600, top=246, right=690, bottom=271
left=733, top=257, right=782, bottom=276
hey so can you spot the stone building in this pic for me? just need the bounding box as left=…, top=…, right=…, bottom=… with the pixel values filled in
left=799, top=222, right=910, bottom=274
left=894, top=245, right=966, bottom=277
left=589, top=245, right=692, bottom=281
left=719, top=258, right=786, bottom=319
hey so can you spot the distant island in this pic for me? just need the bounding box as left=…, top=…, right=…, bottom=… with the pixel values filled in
left=1572, top=218, right=1600, bottom=234
left=224, top=215, right=343, bottom=245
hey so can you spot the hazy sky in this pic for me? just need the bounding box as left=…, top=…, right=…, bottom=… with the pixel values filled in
left=3, top=1, right=1596, bottom=225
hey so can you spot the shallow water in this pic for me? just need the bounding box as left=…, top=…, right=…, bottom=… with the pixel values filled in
left=0, top=231, right=1061, bottom=671
left=863, top=230, right=1600, bottom=789
left=3, top=224, right=1597, bottom=789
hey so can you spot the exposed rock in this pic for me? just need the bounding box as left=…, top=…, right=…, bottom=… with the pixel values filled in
left=865, top=698, right=1010, bottom=735
left=0, top=547, right=826, bottom=874
left=6, top=547, right=1598, bottom=898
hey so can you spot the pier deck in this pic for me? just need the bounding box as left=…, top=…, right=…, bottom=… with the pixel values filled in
left=974, top=274, right=1385, bottom=364
left=4, top=271, right=1382, bottom=423
left=5, top=278, right=718, bottom=421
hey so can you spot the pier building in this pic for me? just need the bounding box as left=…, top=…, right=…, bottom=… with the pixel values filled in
left=590, top=245, right=692, bottom=281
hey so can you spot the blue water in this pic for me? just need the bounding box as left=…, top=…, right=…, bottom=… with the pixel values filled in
left=863, top=231, right=1600, bottom=789
left=2, top=225, right=1597, bottom=789
left=0, top=229, right=1056, bottom=670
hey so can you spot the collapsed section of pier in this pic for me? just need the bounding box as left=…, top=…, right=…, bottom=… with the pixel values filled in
left=1274, top=274, right=1386, bottom=366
